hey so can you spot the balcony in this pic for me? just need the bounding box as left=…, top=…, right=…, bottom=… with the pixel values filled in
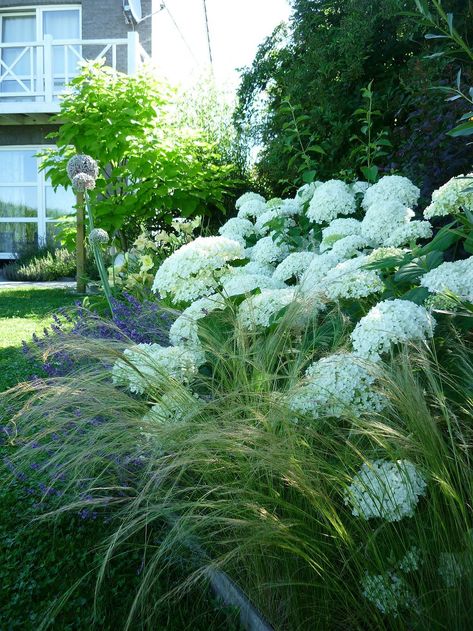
left=0, top=32, right=149, bottom=123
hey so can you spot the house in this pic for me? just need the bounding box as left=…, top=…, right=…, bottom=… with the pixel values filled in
left=0, top=0, right=153, bottom=259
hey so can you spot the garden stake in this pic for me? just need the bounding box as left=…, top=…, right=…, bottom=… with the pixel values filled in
left=75, top=191, right=86, bottom=294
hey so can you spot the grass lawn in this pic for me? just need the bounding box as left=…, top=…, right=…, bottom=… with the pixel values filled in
left=0, top=287, right=78, bottom=391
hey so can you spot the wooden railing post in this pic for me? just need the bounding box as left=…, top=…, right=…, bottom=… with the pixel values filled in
left=76, top=192, right=86, bottom=294
left=44, top=34, right=53, bottom=104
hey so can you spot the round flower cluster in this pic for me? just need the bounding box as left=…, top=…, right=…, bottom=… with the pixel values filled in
left=424, top=173, right=473, bottom=219
left=254, top=208, right=295, bottom=236
left=289, top=352, right=386, bottom=419
left=307, top=180, right=356, bottom=224
left=361, top=572, right=415, bottom=616
left=273, top=251, right=315, bottom=283
left=152, top=236, right=244, bottom=304
left=221, top=272, right=284, bottom=297
left=350, top=299, right=435, bottom=360
left=250, top=235, right=291, bottom=265
left=112, top=343, right=202, bottom=394
left=169, top=294, right=226, bottom=357
left=237, top=198, right=267, bottom=219
left=384, top=220, right=432, bottom=247
left=320, top=218, right=362, bottom=252
left=362, top=175, right=420, bottom=210
left=350, top=180, right=371, bottom=196
left=295, top=182, right=321, bottom=206
left=89, top=228, right=109, bottom=245
left=421, top=257, right=473, bottom=302
left=299, top=251, right=342, bottom=295
left=72, top=173, right=96, bottom=192
left=361, top=201, right=414, bottom=246
left=438, top=552, right=468, bottom=588
left=320, top=256, right=384, bottom=301
left=235, top=191, right=266, bottom=210
left=366, top=247, right=407, bottom=264
left=329, top=234, right=371, bottom=260
left=238, top=288, right=296, bottom=330
left=66, top=154, right=99, bottom=180
left=345, top=459, right=427, bottom=521
left=143, top=391, right=202, bottom=428
left=218, top=217, right=255, bottom=246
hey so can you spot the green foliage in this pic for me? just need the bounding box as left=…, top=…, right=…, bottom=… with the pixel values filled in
left=3, top=246, right=76, bottom=282
left=41, top=63, right=235, bottom=241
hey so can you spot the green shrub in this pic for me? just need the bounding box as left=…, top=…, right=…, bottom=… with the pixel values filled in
left=3, top=247, right=76, bottom=282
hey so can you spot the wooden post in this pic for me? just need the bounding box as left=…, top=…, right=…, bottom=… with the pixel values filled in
left=76, top=192, right=86, bottom=293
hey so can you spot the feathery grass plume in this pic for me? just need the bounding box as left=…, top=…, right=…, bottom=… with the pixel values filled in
left=2, top=303, right=473, bottom=629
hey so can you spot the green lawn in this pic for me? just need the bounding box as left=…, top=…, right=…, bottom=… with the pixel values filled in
left=0, top=287, right=78, bottom=391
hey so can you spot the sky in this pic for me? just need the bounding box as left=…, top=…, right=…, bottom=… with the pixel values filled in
left=152, top=0, right=291, bottom=90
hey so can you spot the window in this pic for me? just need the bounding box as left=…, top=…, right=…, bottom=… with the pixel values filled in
left=0, top=147, right=75, bottom=257
left=0, top=6, right=81, bottom=100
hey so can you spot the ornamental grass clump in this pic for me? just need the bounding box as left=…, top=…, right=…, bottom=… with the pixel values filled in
left=3, top=171, right=473, bottom=629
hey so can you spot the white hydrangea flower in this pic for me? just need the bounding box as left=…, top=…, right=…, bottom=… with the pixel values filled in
left=438, top=552, right=469, bottom=587
left=289, top=352, right=386, bottom=419
left=384, top=220, right=433, bottom=247
left=239, top=260, right=275, bottom=276
left=273, top=251, right=315, bottom=282
left=366, top=247, right=408, bottom=264
left=221, top=272, right=285, bottom=297
left=361, top=201, right=415, bottom=246
left=112, top=344, right=201, bottom=394
left=254, top=208, right=296, bottom=236
left=320, top=256, right=384, bottom=301
left=295, top=181, right=322, bottom=206
left=398, top=547, right=422, bottom=574
left=421, top=257, right=473, bottom=302
left=424, top=173, right=473, bottom=219
left=307, top=180, right=356, bottom=224
left=299, top=251, right=342, bottom=295
left=152, top=236, right=244, bottom=304
left=238, top=288, right=296, bottom=330
left=329, top=234, right=372, bottom=260
left=143, top=391, right=201, bottom=426
left=250, top=235, right=291, bottom=265
left=169, top=294, right=226, bottom=359
left=362, top=175, right=420, bottom=210
left=320, top=218, right=362, bottom=252
left=235, top=191, right=266, bottom=210
left=351, top=299, right=436, bottom=361
left=361, top=572, right=415, bottom=616
left=237, top=198, right=267, bottom=219
left=346, top=459, right=427, bottom=522
left=350, top=181, right=371, bottom=196
left=218, top=217, right=255, bottom=246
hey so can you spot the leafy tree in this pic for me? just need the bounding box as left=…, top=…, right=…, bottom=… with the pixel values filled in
left=42, top=63, right=235, bottom=245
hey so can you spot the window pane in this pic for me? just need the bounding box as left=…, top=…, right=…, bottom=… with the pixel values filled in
left=46, top=219, right=74, bottom=247
left=0, top=222, right=37, bottom=253
left=0, top=150, right=37, bottom=183
left=1, top=15, right=36, bottom=95
left=44, top=10, right=81, bottom=81
left=46, top=186, right=75, bottom=219
left=0, top=187, right=37, bottom=217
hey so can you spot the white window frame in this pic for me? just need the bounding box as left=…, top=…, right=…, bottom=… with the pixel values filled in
left=0, top=144, right=75, bottom=258
left=0, top=5, right=82, bottom=101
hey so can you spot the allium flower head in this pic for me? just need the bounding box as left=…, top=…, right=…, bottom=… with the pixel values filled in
left=67, top=154, right=99, bottom=180
left=89, top=228, right=109, bottom=245
left=346, top=459, right=427, bottom=521
left=72, top=173, right=96, bottom=192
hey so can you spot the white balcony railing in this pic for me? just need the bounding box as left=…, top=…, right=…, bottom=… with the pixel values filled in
left=0, top=32, right=149, bottom=115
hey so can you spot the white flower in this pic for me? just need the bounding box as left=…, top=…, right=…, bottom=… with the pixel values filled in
left=221, top=272, right=285, bottom=297
left=307, top=180, right=356, bottom=224
left=299, top=251, right=341, bottom=295
left=361, top=572, right=415, bottom=616
left=398, top=547, right=422, bottom=574
left=346, top=459, right=427, bottom=522
left=218, top=217, right=255, bottom=246
left=250, top=235, right=291, bottom=265
left=438, top=552, right=468, bottom=587
left=239, top=261, right=275, bottom=277
left=329, top=234, right=372, bottom=260
left=254, top=208, right=295, bottom=236
left=143, top=391, right=201, bottom=426
left=89, top=228, right=109, bottom=245
left=295, top=181, right=322, bottom=206
left=366, top=247, right=408, bottom=264
left=289, top=352, right=386, bottom=419
left=235, top=191, right=266, bottom=210
left=238, top=288, right=296, bottom=330
left=67, top=154, right=99, bottom=180
left=169, top=294, right=226, bottom=358
left=362, top=175, right=420, bottom=210
left=320, top=256, right=384, bottom=301
left=361, top=201, right=414, bottom=246
left=112, top=344, right=201, bottom=394
left=152, top=236, right=244, bottom=304
left=350, top=299, right=436, bottom=361
left=273, top=251, right=315, bottom=282
left=320, top=218, right=362, bottom=252
left=350, top=181, right=371, bottom=196
left=424, top=173, right=473, bottom=219
left=421, top=257, right=473, bottom=302
left=384, top=220, right=433, bottom=247
left=237, top=198, right=267, bottom=219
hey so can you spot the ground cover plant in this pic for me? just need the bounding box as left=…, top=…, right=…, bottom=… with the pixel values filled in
left=3, top=168, right=473, bottom=628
